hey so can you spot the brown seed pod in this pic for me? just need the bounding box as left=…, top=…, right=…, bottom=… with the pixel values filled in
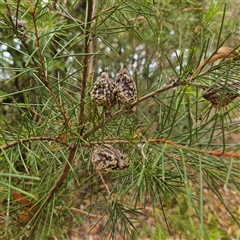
left=116, top=65, right=137, bottom=112
left=91, top=69, right=117, bottom=110
left=91, top=145, right=128, bottom=173
left=202, top=80, right=239, bottom=107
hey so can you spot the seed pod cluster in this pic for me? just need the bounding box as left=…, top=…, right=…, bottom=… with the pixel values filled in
left=91, top=145, right=128, bottom=173
left=91, top=65, right=137, bottom=113
left=202, top=80, right=239, bottom=107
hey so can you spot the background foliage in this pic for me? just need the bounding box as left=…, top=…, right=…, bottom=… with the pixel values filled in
left=0, top=0, right=240, bottom=239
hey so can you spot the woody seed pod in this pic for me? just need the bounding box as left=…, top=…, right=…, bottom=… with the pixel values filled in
left=91, top=69, right=117, bottom=110
left=91, top=145, right=128, bottom=173
left=202, top=80, right=239, bottom=107
left=116, top=65, right=137, bottom=112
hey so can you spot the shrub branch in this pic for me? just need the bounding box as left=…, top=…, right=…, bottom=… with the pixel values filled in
left=83, top=82, right=176, bottom=139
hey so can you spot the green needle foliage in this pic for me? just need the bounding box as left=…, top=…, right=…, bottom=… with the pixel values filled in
left=0, top=0, right=240, bottom=239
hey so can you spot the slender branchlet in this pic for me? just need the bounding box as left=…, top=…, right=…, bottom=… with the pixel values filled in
left=79, top=0, right=94, bottom=134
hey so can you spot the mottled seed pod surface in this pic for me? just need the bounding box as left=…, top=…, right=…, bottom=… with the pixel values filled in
left=116, top=65, right=137, bottom=111
left=203, top=80, right=239, bottom=107
left=91, top=70, right=117, bottom=109
left=91, top=145, right=128, bottom=173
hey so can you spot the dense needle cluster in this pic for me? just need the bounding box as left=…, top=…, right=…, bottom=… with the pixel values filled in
left=202, top=80, right=239, bottom=107
left=91, top=145, right=128, bottom=172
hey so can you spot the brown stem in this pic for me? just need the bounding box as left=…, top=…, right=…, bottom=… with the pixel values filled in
left=79, top=0, right=94, bottom=134
left=89, top=35, right=98, bottom=82
left=49, top=145, right=77, bottom=193
left=70, top=207, right=102, bottom=218
left=98, top=171, right=111, bottom=195
left=89, top=1, right=98, bottom=82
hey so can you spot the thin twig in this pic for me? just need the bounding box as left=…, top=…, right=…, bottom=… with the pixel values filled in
left=70, top=207, right=103, bottom=218
left=79, top=0, right=94, bottom=134
left=98, top=171, right=111, bottom=195
left=88, top=1, right=98, bottom=82
left=0, top=136, right=69, bottom=151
